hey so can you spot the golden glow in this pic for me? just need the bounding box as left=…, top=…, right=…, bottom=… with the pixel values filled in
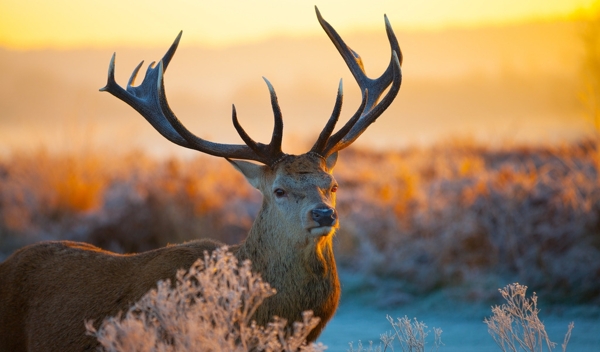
left=0, top=0, right=597, bottom=49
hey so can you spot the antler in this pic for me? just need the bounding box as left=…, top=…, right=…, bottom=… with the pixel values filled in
left=310, top=6, right=403, bottom=157
left=101, top=8, right=401, bottom=166
left=100, top=31, right=285, bottom=166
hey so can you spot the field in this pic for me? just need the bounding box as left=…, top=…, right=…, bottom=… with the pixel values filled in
left=2, top=11, right=599, bottom=350
left=1, top=138, right=599, bottom=349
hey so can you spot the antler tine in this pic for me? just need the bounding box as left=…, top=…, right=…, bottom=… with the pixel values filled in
left=100, top=50, right=190, bottom=147
left=230, top=79, right=286, bottom=163
left=311, top=81, right=370, bottom=156
left=100, top=31, right=190, bottom=147
left=156, top=62, right=288, bottom=165
left=263, top=77, right=284, bottom=156
left=330, top=51, right=401, bottom=153
left=101, top=31, right=286, bottom=166
left=314, top=6, right=403, bottom=156
left=232, top=104, right=261, bottom=154
left=315, top=7, right=368, bottom=96
left=323, top=88, right=369, bottom=153
left=161, top=30, right=182, bottom=69
left=126, top=61, right=144, bottom=88
left=311, top=80, right=344, bottom=154
left=124, top=30, right=182, bottom=89
left=154, top=61, right=248, bottom=158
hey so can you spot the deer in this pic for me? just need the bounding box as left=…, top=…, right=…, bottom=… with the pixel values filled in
left=0, top=6, right=402, bottom=352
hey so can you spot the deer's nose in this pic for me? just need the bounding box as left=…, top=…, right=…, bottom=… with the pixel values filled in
left=311, top=207, right=337, bottom=227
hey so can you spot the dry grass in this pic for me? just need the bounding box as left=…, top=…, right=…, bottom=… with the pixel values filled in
left=347, top=282, right=572, bottom=352
left=0, top=142, right=593, bottom=350
left=1, top=139, right=599, bottom=303
left=485, top=283, right=574, bottom=352
left=0, top=149, right=259, bottom=255
left=347, top=315, right=443, bottom=352
left=86, top=247, right=324, bottom=352
left=84, top=258, right=572, bottom=351
left=333, top=140, right=600, bottom=303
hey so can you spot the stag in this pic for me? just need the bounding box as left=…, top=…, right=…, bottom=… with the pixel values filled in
left=0, top=7, right=402, bottom=351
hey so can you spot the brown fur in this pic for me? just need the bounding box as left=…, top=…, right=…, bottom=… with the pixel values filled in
left=0, top=153, right=341, bottom=351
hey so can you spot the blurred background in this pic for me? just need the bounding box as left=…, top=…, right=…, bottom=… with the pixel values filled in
left=0, top=0, right=595, bottom=155
left=1, top=0, right=599, bottom=350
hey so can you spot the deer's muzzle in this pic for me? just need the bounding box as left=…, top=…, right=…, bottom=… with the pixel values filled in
left=311, top=207, right=337, bottom=227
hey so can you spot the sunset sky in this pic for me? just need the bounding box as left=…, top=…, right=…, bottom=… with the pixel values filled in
left=0, top=0, right=596, bottom=49
left=0, top=0, right=595, bottom=156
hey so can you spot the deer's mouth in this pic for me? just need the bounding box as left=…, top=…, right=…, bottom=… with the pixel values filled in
left=309, top=226, right=335, bottom=237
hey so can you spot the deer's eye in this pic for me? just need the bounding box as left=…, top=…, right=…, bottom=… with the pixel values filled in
left=331, top=185, right=338, bottom=193
left=274, top=188, right=287, bottom=198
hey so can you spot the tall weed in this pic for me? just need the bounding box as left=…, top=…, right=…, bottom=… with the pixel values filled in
left=347, top=283, right=573, bottom=351
left=347, top=315, right=443, bottom=352
left=484, top=283, right=574, bottom=352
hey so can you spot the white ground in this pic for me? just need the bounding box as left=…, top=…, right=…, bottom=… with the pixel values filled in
left=318, top=281, right=600, bottom=352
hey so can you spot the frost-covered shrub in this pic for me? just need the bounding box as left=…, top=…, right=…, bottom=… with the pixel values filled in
left=347, top=283, right=574, bottom=352
left=485, top=283, right=574, bottom=352
left=347, top=315, right=442, bottom=352
left=0, top=151, right=260, bottom=258
left=86, top=247, right=324, bottom=352
left=334, top=141, right=600, bottom=302
left=2, top=140, right=600, bottom=302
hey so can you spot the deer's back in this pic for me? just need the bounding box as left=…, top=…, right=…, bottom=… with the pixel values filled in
left=0, top=239, right=224, bottom=352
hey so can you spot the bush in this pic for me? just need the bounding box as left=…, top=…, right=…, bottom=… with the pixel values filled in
left=1, top=140, right=599, bottom=302
left=485, top=283, right=574, bottom=352
left=347, top=315, right=442, bottom=352
left=347, top=283, right=574, bottom=352
left=86, top=247, right=324, bottom=352
left=334, top=141, right=600, bottom=303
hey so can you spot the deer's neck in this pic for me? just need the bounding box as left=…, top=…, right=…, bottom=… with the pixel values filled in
left=234, top=205, right=340, bottom=342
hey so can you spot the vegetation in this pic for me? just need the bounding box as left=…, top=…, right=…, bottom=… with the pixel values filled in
left=85, top=251, right=570, bottom=351
left=1, top=139, right=599, bottom=304
left=346, top=283, right=572, bottom=352
left=334, top=140, right=600, bottom=303
left=86, top=247, right=324, bottom=352
left=348, top=315, right=443, bottom=352
left=485, top=283, right=574, bottom=352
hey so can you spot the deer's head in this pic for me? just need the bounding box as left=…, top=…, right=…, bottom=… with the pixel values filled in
left=100, top=6, right=402, bottom=248
left=231, top=152, right=339, bottom=246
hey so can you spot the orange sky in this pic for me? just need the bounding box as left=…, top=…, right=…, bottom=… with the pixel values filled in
left=0, top=0, right=594, bottom=156
left=0, top=0, right=596, bottom=49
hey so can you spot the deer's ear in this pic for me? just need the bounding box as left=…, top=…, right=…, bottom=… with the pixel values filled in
left=227, top=159, right=264, bottom=189
left=325, top=152, right=338, bottom=171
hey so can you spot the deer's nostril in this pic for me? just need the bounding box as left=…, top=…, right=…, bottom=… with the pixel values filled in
left=311, top=207, right=337, bottom=227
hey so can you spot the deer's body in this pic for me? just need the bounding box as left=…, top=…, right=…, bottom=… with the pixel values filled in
left=0, top=154, right=341, bottom=351
left=0, top=7, right=401, bottom=352
left=0, top=235, right=338, bottom=351
left=0, top=240, right=222, bottom=351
